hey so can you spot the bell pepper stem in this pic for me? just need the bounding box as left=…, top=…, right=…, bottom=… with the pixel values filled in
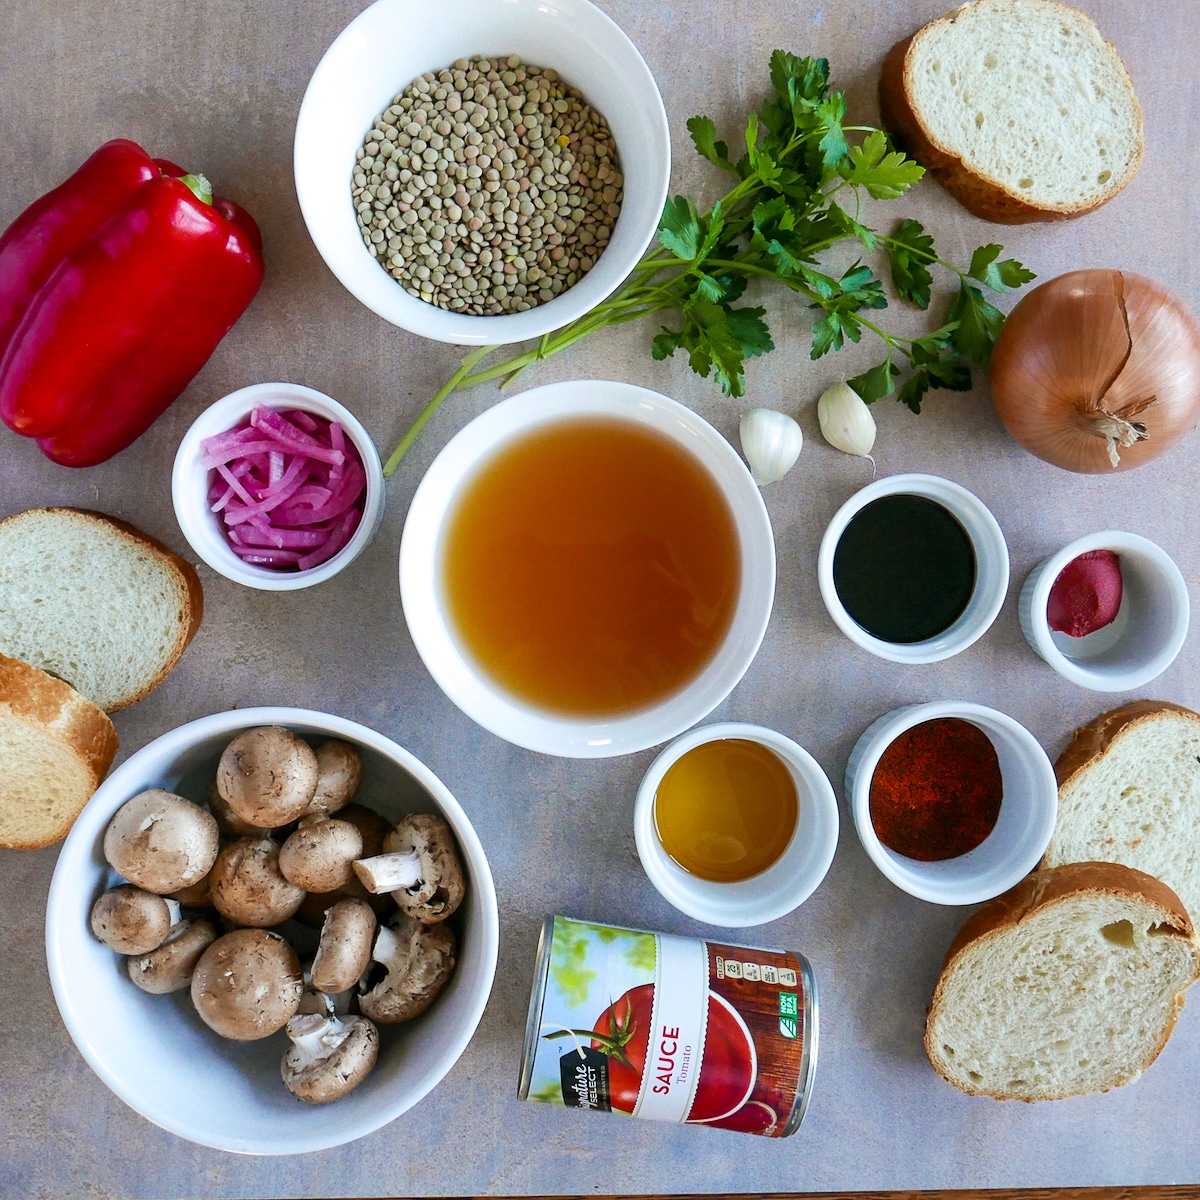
left=177, top=173, right=213, bottom=206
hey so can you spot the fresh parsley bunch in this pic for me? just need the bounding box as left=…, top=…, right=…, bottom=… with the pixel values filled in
left=385, top=51, right=1035, bottom=474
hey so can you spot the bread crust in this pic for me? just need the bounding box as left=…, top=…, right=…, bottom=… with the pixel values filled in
left=0, top=652, right=119, bottom=849
left=0, top=507, right=203, bottom=711
left=878, top=0, right=1144, bottom=225
left=927, top=861, right=1200, bottom=1100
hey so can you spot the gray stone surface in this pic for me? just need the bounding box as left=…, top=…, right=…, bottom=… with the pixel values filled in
left=2, top=0, right=1200, bottom=1194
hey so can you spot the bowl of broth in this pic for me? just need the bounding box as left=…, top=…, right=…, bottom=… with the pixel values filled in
left=399, top=380, right=775, bottom=757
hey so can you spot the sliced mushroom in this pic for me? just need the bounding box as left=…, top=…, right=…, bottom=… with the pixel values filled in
left=301, top=740, right=363, bottom=817
left=103, top=789, right=220, bottom=894
left=280, top=1012, right=378, bottom=1105
left=209, top=836, right=306, bottom=927
left=352, top=812, right=465, bottom=923
left=128, top=918, right=217, bottom=994
left=279, top=819, right=362, bottom=893
left=90, top=886, right=178, bottom=955
left=311, top=898, right=376, bottom=994
left=191, top=928, right=304, bottom=1040
left=358, top=913, right=456, bottom=1023
left=217, top=727, right=318, bottom=828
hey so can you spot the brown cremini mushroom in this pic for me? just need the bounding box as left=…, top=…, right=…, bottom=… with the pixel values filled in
left=103, top=789, right=220, bottom=895
left=207, top=778, right=263, bottom=839
left=128, top=918, right=217, bottom=994
left=294, top=802, right=394, bottom=927
left=279, top=818, right=362, bottom=893
left=209, top=836, right=306, bottom=927
left=191, top=928, right=304, bottom=1040
left=352, top=812, right=465, bottom=923
left=280, top=1012, right=379, bottom=1105
left=311, top=898, right=376, bottom=994
left=358, top=913, right=456, bottom=1023
left=90, top=886, right=178, bottom=954
left=301, top=740, right=363, bottom=818
left=217, top=727, right=318, bottom=828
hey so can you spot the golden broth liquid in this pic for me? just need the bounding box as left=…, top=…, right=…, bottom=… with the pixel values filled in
left=654, top=739, right=799, bottom=882
left=441, top=417, right=741, bottom=717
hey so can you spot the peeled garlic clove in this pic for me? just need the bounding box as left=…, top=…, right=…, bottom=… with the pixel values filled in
left=817, top=382, right=876, bottom=458
left=739, top=408, right=803, bottom=486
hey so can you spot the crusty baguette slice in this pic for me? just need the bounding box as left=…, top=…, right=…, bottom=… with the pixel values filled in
left=0, top=653, right=118, bottom=849
left=0, top=507, right=203, bottom=711
left=1044, top=701, right=1200, bottom=922
left=926, top=862, right=1200, bottom=1101
left=879, top=0, right=1143, bottom=223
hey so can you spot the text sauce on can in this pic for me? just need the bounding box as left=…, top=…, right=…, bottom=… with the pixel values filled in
left=518, top=916, right=818, bottom=1136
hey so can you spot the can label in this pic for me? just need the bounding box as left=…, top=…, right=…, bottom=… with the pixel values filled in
left=520, top=916, right=815, bottom=1137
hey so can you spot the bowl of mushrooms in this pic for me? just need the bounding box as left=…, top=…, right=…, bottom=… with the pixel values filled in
left=45, top=707, right=499, bottom=1155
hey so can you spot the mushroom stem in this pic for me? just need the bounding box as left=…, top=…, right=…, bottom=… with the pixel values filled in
left=373, top=923, right=400, bottom=964
left=164, top=898, right=182, bottom=927
left=286, top=1012, right=351, bottom=1068
left=353, top=850, right=421, bottom=894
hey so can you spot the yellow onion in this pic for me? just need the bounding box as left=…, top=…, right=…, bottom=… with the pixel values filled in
left=990, top=270, right=1200, bottom=473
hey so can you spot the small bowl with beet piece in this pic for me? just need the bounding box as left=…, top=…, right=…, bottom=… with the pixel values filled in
left=1018, top=530, right=1189, bottom=692
left=845, top=701, right=1058, bottom=905
left=173, top=382, right=385, bottom=590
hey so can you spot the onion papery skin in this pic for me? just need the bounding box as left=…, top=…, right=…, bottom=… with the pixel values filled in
left=990, top=269, right=1200, bottom=473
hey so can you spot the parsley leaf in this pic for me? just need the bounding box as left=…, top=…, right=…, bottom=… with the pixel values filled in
left=840, top=130, right=925, bottom=199
left=658, top=196, right=703, bottom=261
left=848, top=358, right=899, bottom=402
left=687, top=116, right=734, bottom=173
left=967, top=243, right=1038, bottom=292
left=949, top=281, right=1006, bottom=364
left=886, top=218, right=936, bottom=309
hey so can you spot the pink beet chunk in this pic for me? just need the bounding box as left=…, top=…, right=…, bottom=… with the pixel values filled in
left=1047, top=549, right=1123, bottom=637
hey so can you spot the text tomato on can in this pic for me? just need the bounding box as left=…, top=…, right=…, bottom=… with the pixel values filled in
left=518, top=915, right=818, bottom=1136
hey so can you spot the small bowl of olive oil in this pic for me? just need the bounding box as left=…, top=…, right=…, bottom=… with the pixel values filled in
left=634, top=723, right=839, bottom=927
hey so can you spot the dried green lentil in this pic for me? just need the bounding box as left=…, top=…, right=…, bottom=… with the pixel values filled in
left=351, top=54, right=623, bottom=315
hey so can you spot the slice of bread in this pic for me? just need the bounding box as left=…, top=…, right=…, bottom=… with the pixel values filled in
left=0, top=508, right=203, bottom=711
left=879, top=0, right=1143, bottom=223
left=926, top=862, right=1200, bottom=1100
left=0, top=653, right=119, bottom=849
left=1043, top=701, right=1200, bottom=922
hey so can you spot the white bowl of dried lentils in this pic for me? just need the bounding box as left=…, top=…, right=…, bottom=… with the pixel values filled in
left=295, top=0, right=670, bottom=345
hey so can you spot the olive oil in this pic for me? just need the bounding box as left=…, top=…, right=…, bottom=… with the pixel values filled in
left=441, top=417, right=741, bottom=717
left=654, top=739, right=799, bottom=882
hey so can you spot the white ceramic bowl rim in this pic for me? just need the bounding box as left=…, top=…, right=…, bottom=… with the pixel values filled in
left=398, top=380, right=777, bottom=759
left=171, top=382, right=385, bottom=592
left=45, top=706, right=499, bottom=1155
left=634, top=722, right=840, bottom=927
left=816, top=473, right=1010, bottom=665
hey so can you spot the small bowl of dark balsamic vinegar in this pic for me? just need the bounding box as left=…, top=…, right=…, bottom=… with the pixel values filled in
left=817, top=474, right=1010, bottom=664
left=844, top=701, right=1058, bottom=905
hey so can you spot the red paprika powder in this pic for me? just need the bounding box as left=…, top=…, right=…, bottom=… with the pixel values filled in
left=869, top=718, right=1002, bottom=861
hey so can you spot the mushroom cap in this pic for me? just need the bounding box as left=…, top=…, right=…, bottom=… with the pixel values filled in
left=302, top=740, right=363, bottom=818
left=168, top=869, right=214, bottom=910
left=210, top=836, right=307, bottom=927
left=358, top=914, right=457, bottom=1024
left=103, top=789, right=220, bottom=894
left=281, top=1013, right=379, bottom=1105
left=191, top=928, right=304, bottom=1040
left=279, top=819, right=362, bottom=893
left=90, top=885, right=174, bottom=954
left=128, top=919, right=217, bottom=994
left=383, top=812, right=466, bottom=924
left=206, top=778, right=263, bottom=839
left=217, top=727, right=318, bottom=828
left=311, top=898, right=376, bottom=994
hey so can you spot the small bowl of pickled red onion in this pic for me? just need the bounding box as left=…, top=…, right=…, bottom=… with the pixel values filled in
left=172, top=382, right=384, bottom=590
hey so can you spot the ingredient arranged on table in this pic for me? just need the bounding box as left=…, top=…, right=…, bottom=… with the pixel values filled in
left=990, top=269, right=1200, bottom=472
left=0, top=139, right=263, bottom=467
left=202, top=407, right=367, bottom=572
left=0, top=653, right=118, bottom=850
left=879, top=0, right=1143, bottom=224
left=88, top=727, right=466, bottom=1106
left=520, top=916, right=816, bottom=1137
left=386, top=51, right=1034, bottom=472
left=354, top=54, right=620, bottom=315
left=1047, top=549, right=1123, bottom=637
left=817, top=382, right=876, bottom=460
left=869, top=718, right=1002, bottom=861
left=440, top=416, right=739, bottom=718
left=0, top=507, right=202, bottom=711
left=738, top=409, right=802, bottom=486
left=1044, top=701, right=1200, bottom=923
left=832, top=494, right=975, bottom=644
left=653, top=738, right=798, bottom=883
left=925, top=861, right=1200, bottom=1100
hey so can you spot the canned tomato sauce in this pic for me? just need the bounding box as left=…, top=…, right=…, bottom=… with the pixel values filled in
left=518, top=915, right=818, bottom=1136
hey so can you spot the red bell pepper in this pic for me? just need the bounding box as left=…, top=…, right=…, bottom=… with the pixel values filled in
left=0, top=139, right=263, bottom=467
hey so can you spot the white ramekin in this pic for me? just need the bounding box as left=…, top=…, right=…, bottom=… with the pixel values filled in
left=634, top=723, right=839, bottom=927
left=1018, top=530, right=1190, bottom=692
left=845, top=701, right=1058, bottom=905
left=816, top=473, right=1009, bottom=664
left=172, top=382, right=385, bottom=591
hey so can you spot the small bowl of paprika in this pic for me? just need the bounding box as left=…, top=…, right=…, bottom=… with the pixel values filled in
left=845, top=701, right=1057, bottom=905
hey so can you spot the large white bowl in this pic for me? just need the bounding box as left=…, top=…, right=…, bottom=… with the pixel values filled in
left=400, top=380, right=776, bottom=758
left=294, top=0, right=670, bottom=345
left=45, top=707, right=499, bottom=1155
